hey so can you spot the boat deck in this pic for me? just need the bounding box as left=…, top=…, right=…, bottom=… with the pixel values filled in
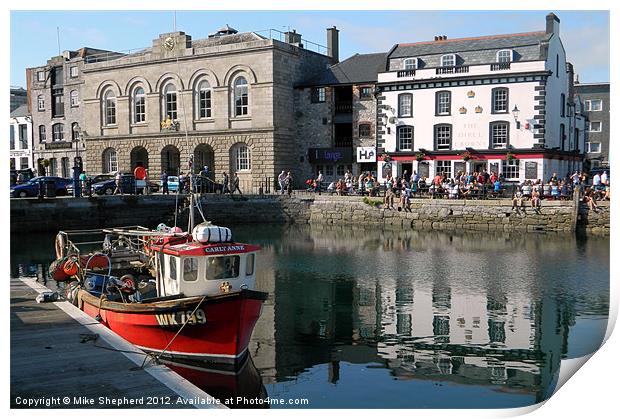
left=10, top=277, right=226, bottom=409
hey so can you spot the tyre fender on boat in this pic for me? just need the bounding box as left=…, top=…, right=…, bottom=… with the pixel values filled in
left=119, top=274, right=137, bottom=294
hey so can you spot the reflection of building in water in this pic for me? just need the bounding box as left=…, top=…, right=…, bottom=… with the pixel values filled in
left=246, top=225, right=590, bottom=403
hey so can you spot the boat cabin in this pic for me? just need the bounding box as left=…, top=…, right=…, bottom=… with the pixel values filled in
left=153, top=241, right=261, bottom=298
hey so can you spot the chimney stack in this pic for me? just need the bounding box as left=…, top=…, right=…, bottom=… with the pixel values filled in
left=546, top=12, right=560, bottom=36
left=327, top=26, right=339, bottom=63
left=284, top=29, right=303, bottom=47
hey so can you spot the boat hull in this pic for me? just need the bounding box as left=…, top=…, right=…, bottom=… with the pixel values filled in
left=78, top=289, right=267, bottom=365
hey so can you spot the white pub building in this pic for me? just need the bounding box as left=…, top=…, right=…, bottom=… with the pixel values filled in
left=375, top=13, right=586, bottom=183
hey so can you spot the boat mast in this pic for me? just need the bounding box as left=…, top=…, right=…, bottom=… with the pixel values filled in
left=188, top=155, right=195, bottom=233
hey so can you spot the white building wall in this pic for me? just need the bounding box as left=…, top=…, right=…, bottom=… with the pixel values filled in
left=9, top=115, right=34, bottom=170
left=381, top=80, right=540, bottom=154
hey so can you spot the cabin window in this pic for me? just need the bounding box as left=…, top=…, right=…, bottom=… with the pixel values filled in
left=246, top=253, right=255, bottom=276
left=206, top=256, right=240, bottom=280
left=183, top=258, right=199, bottom=282
left=168, top=257, right=177, bottom=281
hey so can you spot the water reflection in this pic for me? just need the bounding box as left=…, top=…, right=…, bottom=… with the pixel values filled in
left=238, top=224, right=609, bottom=408
left=10, top=226, right=609, bottom=409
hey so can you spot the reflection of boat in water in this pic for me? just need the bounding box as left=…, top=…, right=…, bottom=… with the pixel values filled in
left=163, top=356, right=268, bottom=409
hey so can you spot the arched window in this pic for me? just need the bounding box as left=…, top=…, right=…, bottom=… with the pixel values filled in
left=52, top=123, right=64, bottom=141
left=70, top=90, right=79, bottom=107
left=232, top=143, right=251, bottom=171
left=441, top=54, right=456, bottom=67
left=133, top=87, right=146, bottom=123
left=233, top=76, right=248, bottom=116
left=163, top=83, right=177, bottom=120
left=102, top=148, right=118, bottom=174
left=103, top=90, right=116, bottom=125
left=37, top=95, right=45, bottom=111
left=496, top=50, right=513, bottom=63
left=196, top=80, right=212, bottom=119
left=403, top=58, right=418, bottom=70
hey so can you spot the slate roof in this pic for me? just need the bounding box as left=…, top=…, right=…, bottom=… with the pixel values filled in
left=390, top=31, right=550, bottom=58
left=10, top=104, right=29, bottom=118
left=299, top=52, right=387, bottom=87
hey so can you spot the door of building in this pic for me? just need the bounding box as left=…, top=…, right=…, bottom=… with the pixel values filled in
left=472, top=160, right=487, bottom=173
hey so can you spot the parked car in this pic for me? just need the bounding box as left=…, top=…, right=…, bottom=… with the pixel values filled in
left=160, top=175, right=180, bottom=192
left=92, top=176, right=159, bottom=195
left=67, top=174, right=115, bottom=195
left=10, top=176, right=72, bottom=198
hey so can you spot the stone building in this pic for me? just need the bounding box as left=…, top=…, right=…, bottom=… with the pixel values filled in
left=376, top=13, right=587, bottom=183
left=28, top=47, right=119, bottom=177
left=575, top=82, right=610, bottom=169
left=78, top=26, right=335, bottom=191
left=295, top=50, right=386, bottom=182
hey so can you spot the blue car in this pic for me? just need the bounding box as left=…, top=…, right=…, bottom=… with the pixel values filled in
left=10, top=176, right=72, bottom=198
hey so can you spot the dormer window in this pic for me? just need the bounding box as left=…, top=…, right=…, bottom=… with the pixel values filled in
left=403, top=58, right=418, bottom=70
left=441, top=54, right=456, bottom=67
left=497, top=50, right=513, bottom=63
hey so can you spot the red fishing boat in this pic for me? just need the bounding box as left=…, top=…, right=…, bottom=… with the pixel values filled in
left=51, top=174, right=268, bottom=365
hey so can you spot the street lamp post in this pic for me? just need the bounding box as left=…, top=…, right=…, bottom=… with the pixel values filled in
left=72, top=123, right=83, bottom=198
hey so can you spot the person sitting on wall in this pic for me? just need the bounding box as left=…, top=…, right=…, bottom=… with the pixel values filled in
left=531, top=188, right=542, bottom=210
left=327, top=181, right=336, bottom=194
left=512, top=189, right=525, bottom=210
left=583, top=188, right=599, bottom=212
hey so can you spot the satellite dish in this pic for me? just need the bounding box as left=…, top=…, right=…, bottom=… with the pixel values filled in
left=388, top=117, right=397, bottom=124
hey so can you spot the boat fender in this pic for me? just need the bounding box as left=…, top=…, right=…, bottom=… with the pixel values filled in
left=55, top=233, right=67, bottom=259
left=49, top=259, right=70, bottom=282
left=66, top=281, right=80, bottom=306
left=119, top=274, right=136, bottom=294
left=63, top=257, right=80, bottom=277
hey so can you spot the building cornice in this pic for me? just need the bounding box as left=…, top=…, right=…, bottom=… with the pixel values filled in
left=83, top=127, right=275, bottom=141
left=377, top=70, right=551, bottom=89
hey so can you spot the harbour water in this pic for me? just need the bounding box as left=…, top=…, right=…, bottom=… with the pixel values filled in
left=10, top=225, right=609, bottom=409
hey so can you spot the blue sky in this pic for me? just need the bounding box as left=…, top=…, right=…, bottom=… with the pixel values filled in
left=10, top=10, right=609, bottom=88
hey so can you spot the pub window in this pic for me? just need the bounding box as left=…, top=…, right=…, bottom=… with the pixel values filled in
left=490, top=121, right=509, bottom=149
left=502, top=159, right=520, bottom=180
left=398, top=93, right=412, bottom=117
left=496, top=50, right=513, bottom=63
left=435, top=160, right=452, bottom=179
left=491, top=87, right=509, bottom=114
left=434, top=124, right=452, bottom=150
left=397, top=126, right=413, bottom=151
left=359, top=123, right=371, bottom=138
left=441, top=54, right=456, bottom=67
left=435, top=91, right=451, bottom=116
left=403, top=57, right=418, bottom=70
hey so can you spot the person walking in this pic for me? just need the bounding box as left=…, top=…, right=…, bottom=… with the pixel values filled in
left=278, top=170, right=287, bottom=195
left=285, top=171, right=294, bottom=196
left=160, top=171, right=169, bottom=195
left=222, top=172, right=229, bottom=194
left=114, top=171, right=123, bottom=195
left=231, top=172, right=243, bottom=196
left=79, top=171, right=88, bottom=195
left=315, top=170, right=324, bottom=194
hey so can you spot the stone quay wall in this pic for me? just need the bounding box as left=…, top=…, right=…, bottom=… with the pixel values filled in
left=10, top=194, right=609, bottom=235
left=576, top=201, right=610, bottom=235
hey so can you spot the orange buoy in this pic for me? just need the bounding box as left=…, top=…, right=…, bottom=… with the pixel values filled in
left=62, top=258, right=79, bottom=276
